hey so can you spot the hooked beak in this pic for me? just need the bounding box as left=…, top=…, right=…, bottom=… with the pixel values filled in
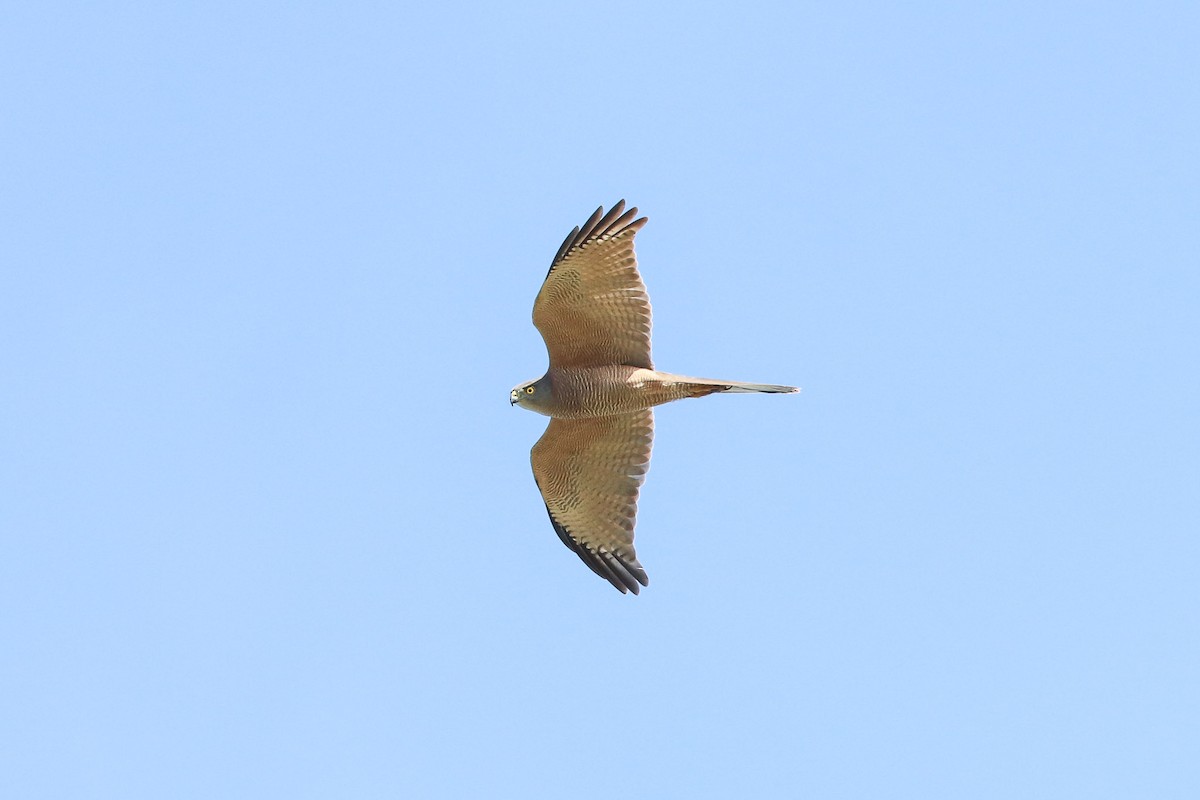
left=509, top=390, right=519, bottom=406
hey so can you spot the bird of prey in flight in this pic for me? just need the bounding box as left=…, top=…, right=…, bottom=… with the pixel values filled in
left=511, top=201, right=798, bottom=594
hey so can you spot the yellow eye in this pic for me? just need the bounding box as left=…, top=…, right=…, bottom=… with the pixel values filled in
left=525, top=386, right=535, bottom=394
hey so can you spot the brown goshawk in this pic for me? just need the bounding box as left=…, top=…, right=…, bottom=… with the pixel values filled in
left=511, top=201, right=797, bottom=594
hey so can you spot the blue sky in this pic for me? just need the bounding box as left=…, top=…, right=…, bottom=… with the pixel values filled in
left=2, top=2, right=1198, bottom=797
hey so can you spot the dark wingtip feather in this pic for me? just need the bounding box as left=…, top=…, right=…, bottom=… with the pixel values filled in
left=593, top=200, right=627, bottom=234
left=601, top=551, right=643, bottom=595
left=547, top=201, right=648, bottom=272
left=575, top=203, right=608, bottom=244
left=543, top=504, right=649, bottom=595
left=551, top=225, right=581, bottom=268
left=608, top=205, right=639, bottom=232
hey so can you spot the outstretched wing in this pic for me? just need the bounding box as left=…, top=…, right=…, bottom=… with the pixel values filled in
left=530, top=410, right=654, bottom=594
left=533, top=200, right=653, bottom=370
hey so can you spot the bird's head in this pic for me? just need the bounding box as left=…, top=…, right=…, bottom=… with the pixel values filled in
left=510, top=375, right=553, bottom=415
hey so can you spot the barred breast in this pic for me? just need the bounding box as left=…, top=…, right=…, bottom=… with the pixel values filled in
left=545, top=366, right=703, bottom=419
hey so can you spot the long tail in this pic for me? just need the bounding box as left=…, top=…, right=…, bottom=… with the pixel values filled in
left=713, top=380, right=799, bottom=394
left=662, top=374, right=800, bottom=397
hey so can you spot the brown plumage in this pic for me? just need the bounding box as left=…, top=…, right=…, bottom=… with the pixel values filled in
left=511, top=201, right=798, bottom=594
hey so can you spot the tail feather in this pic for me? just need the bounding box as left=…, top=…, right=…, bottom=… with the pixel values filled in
left=663, top=374, right=800, bottom=397
left=716, top=380, right=799, bottom=394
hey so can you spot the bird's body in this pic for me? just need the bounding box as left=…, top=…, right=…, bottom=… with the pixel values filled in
left=511, top=201, right=798, bottom=594
left=518, top=366, right=796, bottom=418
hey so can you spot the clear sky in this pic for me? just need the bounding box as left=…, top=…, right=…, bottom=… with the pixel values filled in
left=2, top=2, right=1198, bottom=798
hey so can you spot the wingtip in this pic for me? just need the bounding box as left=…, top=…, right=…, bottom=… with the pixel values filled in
left=542, top=504, right=649, bottom=596
left=602, top=550, right=648, bottom=595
